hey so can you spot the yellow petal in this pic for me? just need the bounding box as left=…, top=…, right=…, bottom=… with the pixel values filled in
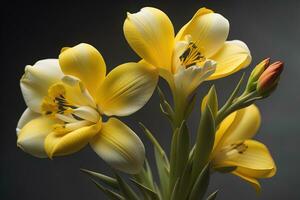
left=17, top=108, right=40, bottom=135
left=90, top=118, right=145, bottom=174
left=124, top=7, right=174, bottom=70
left=176, top=8, right=229, bottom=57
left=208, top=40, right=252, bottom=80
left=231, top=171, right=261, bottom=193
left=222, top=105, right=261, bottom=145
left=59, top=43, right=106, bottom=97
left=17, top=116, right=58, bottom=158
left=20, top=59, right=64, bottom=112
left=214, top=140, right=276, bottom=183
left=97, top=62, right=158, bottom=116
left=44, top=122, right=101, bottom=158
left=211, top=105, right=260, bottom=158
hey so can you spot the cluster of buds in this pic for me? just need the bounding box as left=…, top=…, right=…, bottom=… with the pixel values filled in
left=246, top=58, right=284, bottom=96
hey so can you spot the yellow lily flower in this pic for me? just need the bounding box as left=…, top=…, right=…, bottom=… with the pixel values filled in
left=17, top=43, right=158, bottom=174
left=124, top=7, right=251, bottom=97
left=211, top=105, right=276, bottom=192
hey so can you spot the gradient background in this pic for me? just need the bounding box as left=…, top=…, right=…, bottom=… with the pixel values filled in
left=1, top=0, right=300, bottom=199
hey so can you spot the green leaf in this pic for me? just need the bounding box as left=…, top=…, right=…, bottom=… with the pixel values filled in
left=139, top=123, right=167, bottom=160
left=206, top=190, right=218, bottom=200
left=154, top=147, right=170, bottom=200
left=189, top=165, right=210, bottom=200
left=169, top=128, right=179, bottom=191
left=175, top=121, right=190, bottom=181
left=205, top=85, right=218, bottom=118
left=130, top=179, right=159, bottom=200
left=176, top=158, right=194, bottom=200
left=184, top=93, right=197, bottom=119
left=170, top=178, right=180, bottom=200
left=114, top=173, right=139, bottom=200
left=192, top=105, right=215, bottom=179
left=89, top=178, right=125, bottom=200
left=140, top=122, right=170, bottom=199
left=80, top=168, right=118, bottom=189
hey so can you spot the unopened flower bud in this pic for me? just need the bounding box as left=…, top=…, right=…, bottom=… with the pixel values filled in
left=246, top=58, right=270, bottom=92
left=257, top=61, right=284, bottom=95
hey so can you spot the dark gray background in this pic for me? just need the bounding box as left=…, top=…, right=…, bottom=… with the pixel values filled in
left=1, top=0, right=300, bottom=199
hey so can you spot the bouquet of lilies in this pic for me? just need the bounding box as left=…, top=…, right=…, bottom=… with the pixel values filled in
left=17, top=7, right=283, bottom=200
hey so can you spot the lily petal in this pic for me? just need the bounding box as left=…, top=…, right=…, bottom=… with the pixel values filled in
left=97, top=62, right=158, bottom=116
left=215, top=140, right=276, bottom=179
left=17, top=116, right=59, bottom=158
left=232, top=171, right=261, bottom=193
left=222, top=105, right=261, bottom=146
left=59, top=43, right=106, bottom=97
left=17, top=108, right=40, bottom=135
left=90, top=118, right=145, bottom=174
left=20, top=59, right=64, bottom=112
left=124, top=7, right=174, bottom=70
left=44, top=122, right=101, bottom=158
left=208, top=40, right=252, bottom=80
left=176, top=8, right=229, bottom=58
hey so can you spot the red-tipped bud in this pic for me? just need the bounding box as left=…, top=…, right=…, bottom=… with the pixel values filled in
left=246, top=58, right=271, bottom=92
left=257, top=61, right=284, bottom=95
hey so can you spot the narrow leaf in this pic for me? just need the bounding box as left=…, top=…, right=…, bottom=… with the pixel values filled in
left=154, top=147, right=170, bottom=200
left=115, top=173, right=139, bottom=200
left=192, top=106, right=215, bottom=179
left=189, top=165, right=210, bottom=200
left=169, top=128, right=179, bottom=190
left=174, top=121, right=190, bottom=180
left=170, top=178, right=180, bottom=200
left=90, top=178, right=125, bottom=200
left=130, top=179, right=159, bottom=200
left=184, top=93, right=197, bottom=119
left=206, top=190, right=218, bottom=200
left=80, top=168, right=118, bottom=189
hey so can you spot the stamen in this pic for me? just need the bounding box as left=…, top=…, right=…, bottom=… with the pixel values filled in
left=180, top=41, right=205, bottom=68
left=41, top=83, right=78, bottom=116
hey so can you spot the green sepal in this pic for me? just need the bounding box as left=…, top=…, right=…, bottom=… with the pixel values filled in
left=215, top=166, right=237, bottom=173
left=114, top=173, right=139, bottom=200
left=89, top=178, right=125, bottom=200
left=80, top=168, right=118, bottom=189
left=130, top=179, right=160, bottom=200
left=206, top=190, right=219, bottom=200
left=188, top=165, right=210, bottom=200
left=157, top=86, right=174, bottom=120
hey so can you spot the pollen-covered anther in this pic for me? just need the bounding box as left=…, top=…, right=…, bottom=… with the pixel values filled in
left=41, top=83, right=78, bottom=116
left=180, top=41, right=205, bottom=68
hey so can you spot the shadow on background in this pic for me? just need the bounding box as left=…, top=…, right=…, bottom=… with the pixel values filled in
left=1, top=0, right=300, bottom=199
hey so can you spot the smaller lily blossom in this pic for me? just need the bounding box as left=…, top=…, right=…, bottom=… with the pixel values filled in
left=124, top=7, right=251, bottom=98
left=17, top=43, right=158, bottom=174
left=211, top=105, right=276, bottom=192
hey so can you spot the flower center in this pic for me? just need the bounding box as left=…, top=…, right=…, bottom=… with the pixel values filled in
left=179, top=41, right=206, bottom=68
left=41, top=83, right=101, bottom=134
left=213, top=141, right=248, bottom=164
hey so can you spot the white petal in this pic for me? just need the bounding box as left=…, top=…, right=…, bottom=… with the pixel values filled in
left=20, top=59, right=64, bottom=112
